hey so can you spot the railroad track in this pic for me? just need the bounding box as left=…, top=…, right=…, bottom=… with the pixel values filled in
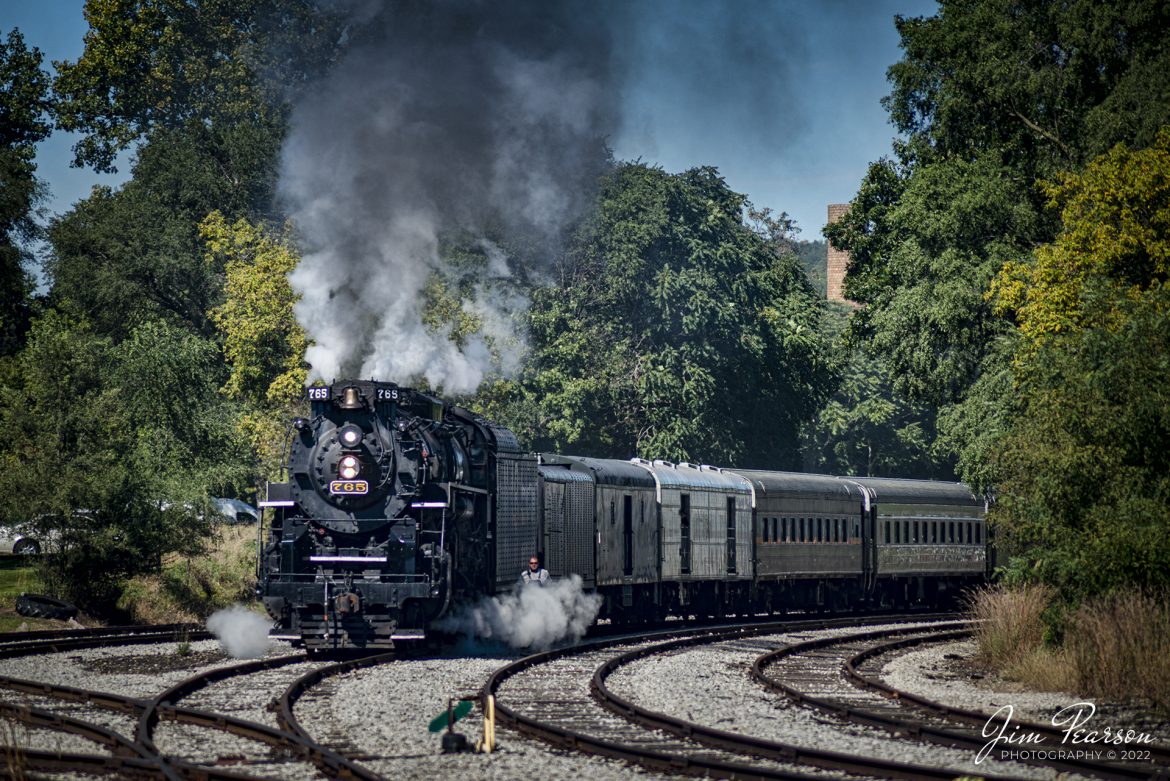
left=487, top=614, right=1018, bottom=781
left=753, top=625, right=1170, bottom=780
left=0, top=622, right=401, bottom=779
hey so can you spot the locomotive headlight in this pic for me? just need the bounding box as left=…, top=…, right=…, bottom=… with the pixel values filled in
left=338, top=424, right=362, bottom=448
left=338, top=455, right=361, bottom=480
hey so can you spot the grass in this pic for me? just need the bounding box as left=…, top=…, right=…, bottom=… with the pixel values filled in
left=1065, top=591, right=1170, bottom=711
left=968, top=584, right=1170, bottom=711
left=118, top=523, right=261, bottom=623
left=0, top=555, right=59, bottom=633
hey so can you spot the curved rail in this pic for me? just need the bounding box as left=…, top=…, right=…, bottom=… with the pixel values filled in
left=752, top=626, right=1169, bottom=781
left=843, top=630, right=1170, bottom=772
left=485, top=614, right=978, bottom=781
left=0, top=628, right=323, bottom=779
left=274, top=651, right=399, bottom=780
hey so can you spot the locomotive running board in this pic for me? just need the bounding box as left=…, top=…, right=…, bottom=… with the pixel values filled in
left=390, top=629, right=426, bottom=640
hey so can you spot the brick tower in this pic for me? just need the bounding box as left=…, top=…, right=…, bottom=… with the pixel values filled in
left=826, top=203, right=851, bottom=303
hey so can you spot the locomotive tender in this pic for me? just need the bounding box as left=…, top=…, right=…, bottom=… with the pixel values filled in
left=259, top=380, right=988, bottom=650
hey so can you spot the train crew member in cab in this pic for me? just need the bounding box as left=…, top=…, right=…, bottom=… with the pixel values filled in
left=521, top=555, right=549, bottom=586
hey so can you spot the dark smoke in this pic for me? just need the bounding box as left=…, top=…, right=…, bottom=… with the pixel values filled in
left=281, top=1, right=617, bottom=391
left=280, top=1, right=803, bottom=392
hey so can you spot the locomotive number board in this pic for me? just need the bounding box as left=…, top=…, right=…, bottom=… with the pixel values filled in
left=330, top=480, right=369, bottom=495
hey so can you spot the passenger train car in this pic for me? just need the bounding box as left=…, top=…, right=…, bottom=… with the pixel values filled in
left=258, top=381, right=988, bottom=650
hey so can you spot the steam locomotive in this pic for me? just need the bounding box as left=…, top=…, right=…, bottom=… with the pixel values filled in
left=258, top=380, right=989, bottom=650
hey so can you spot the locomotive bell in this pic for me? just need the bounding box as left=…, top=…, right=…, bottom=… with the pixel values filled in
left=338, top=385, right=363, bottom=409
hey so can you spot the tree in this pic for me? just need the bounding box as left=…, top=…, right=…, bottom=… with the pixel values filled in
left=989, top=291, right=1170, bottom=598
left=828, top=0, right=1170, bottom=486
left=0, top=313, right=251, bottom=611
left=46, top=122, right=283, bottom=340
left=0, top=29, right=52, bottom=355
left=510, top=164, right=834, bottom=468
left=991, top=128, right=1170, bottom=347
left=792, top=239, right=827, bottom=298
left=53, top=0, right=340, bottom=171
left=886, top=0, right=1170, bottom=177
left=827, top=153, right=1042, bottom=406
left=985, top=131, right=1170, bottom=598
left=801, top=303, right=954, bottom=479
left=203, top=211, right=309, bottom=482
left=203, top=211, right=307, bottom=404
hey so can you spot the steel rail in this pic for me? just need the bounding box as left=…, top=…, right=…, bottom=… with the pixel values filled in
left=0, top=698, right=260, bottom=780
left=0, top=623, right=200, bottom=645
left=0, top=628, right=211, bottom=660
left=137, top=653, right=307, bottom=751
left=273, top=651, right=398, bottom=781
left=753, top=626, right=1169, bottom=781
left=484, top=614, right=964, bottom=781
left=0, top=641, right=341, bottom=780
left=842, top=630, right=1170, bottom=772
left=590, top=620, right=1034, bottom=781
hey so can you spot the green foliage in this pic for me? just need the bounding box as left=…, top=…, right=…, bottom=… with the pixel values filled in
left=0, top=29, right=51, bottom=152
left=801, top=303, right=953, bottom=478
left=46, top=122, right=282, bottom=340
left=989, top=290, right=1170, bottom=598
left=985, top=135, right=1170, bottom=599
left=508, top=163, right=833, bottom=467
left=827, top=153, right=1042, bottom=406
left=887, top=0, right=1170, bottom=175
left=0, top=313, right=251, bottom=612
left=0, top=29, right=52, bottom=356
left=202, top=211, right=309, bottom=483
left=992, top=129, right=1170, bottom=346
left=53, top=0, right=341, bottom=171
left=203, top=211, right=307, bottom=404
left=792, top=239, right=826, bottom=297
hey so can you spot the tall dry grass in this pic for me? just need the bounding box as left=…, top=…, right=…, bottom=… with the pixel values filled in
left=968, top=583, right=1055, bottom=666
left=967, top=583, right=1077, bottom=692
left=1065, top=591, right=1170, bottom=712
left=118, top=524, right=261, bottom=623
left=969, top=585, right=1170, bottom=711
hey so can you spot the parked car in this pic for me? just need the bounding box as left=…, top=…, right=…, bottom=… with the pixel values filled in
left=0, top=526, right=42, bottom=555
left=214, top=498, right=260, bottom=525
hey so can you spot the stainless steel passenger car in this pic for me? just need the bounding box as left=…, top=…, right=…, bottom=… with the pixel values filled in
left=633, top=460, right=753, bottom=614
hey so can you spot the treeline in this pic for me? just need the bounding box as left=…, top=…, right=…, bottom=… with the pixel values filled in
left=0, top=1, right=1165, bottom=618
left=826, top=0, right=1170, bottom=604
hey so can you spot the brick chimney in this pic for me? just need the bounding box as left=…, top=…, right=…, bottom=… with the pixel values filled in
left=826, top=203, right=851, bottom=303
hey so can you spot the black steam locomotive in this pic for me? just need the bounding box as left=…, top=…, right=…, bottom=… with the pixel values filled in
left=258, top=380, right=989, bottom=650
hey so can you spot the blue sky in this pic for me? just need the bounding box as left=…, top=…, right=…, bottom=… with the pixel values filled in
left=4, top=0, right=937, bottom=241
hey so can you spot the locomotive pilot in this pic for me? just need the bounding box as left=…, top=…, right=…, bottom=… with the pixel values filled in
left=520, top=555, right=550, bottom=586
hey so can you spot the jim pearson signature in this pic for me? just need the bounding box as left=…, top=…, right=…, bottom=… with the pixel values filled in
left=977, top=703, right=1154, bottom=764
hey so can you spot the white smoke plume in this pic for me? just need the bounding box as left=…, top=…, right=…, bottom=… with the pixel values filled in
left=280, top=1, right=617, bottom=393
left=206, top=605, right=272, bottom=659
left=436, top=574, right=602, bottom=651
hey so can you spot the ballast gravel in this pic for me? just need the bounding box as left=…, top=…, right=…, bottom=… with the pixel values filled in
left=295, top=652, right=676, bottom=781
left=604, top=621, right=1085, bottom=780
left=0, top=638, right=293, bottom=697
left=881, top=638, right=1170, bottom=746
